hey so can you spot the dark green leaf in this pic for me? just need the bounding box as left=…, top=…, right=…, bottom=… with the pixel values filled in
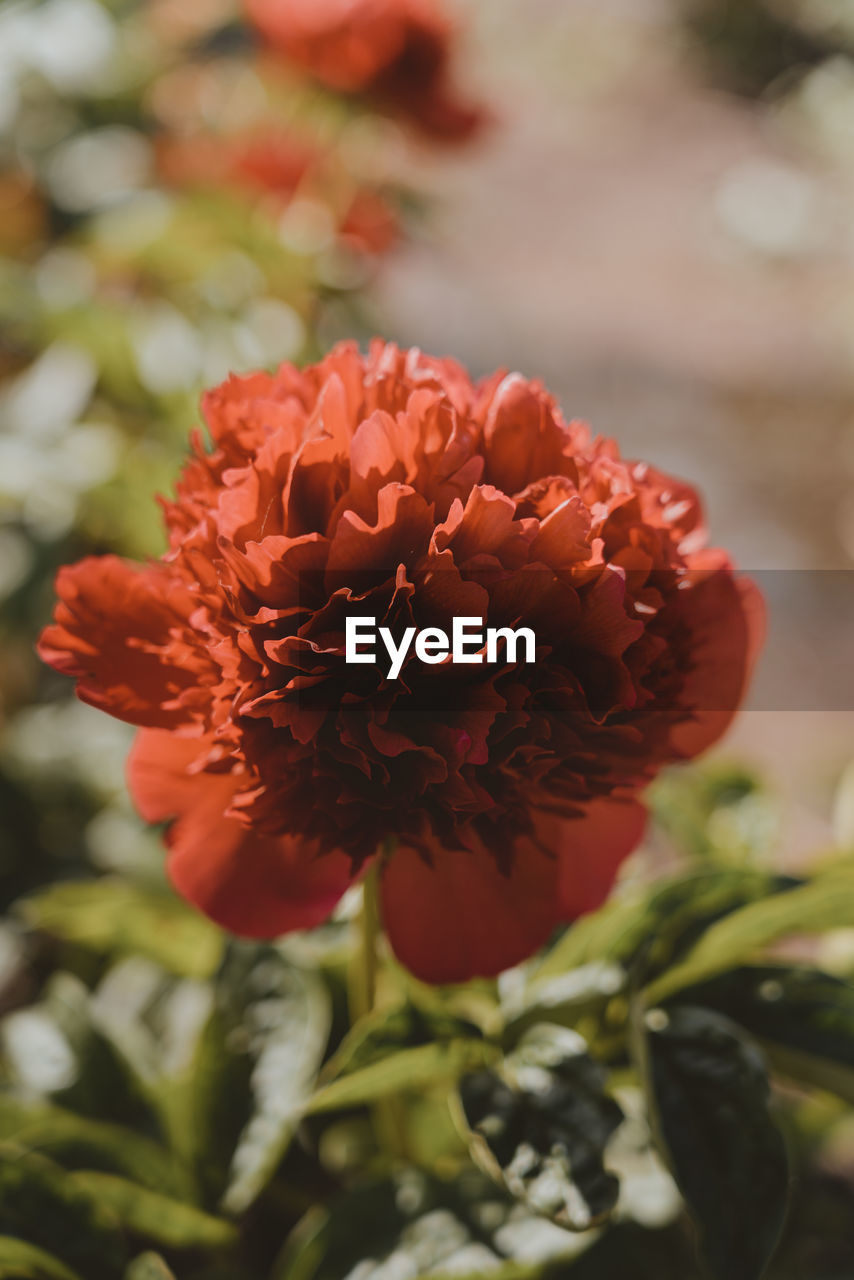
left=674, top=966, right=854, bottom=1104
left=0, top=1146, right=127, bottom=1280
left=538, top=869, right=795, bottom=987
left=18, top=879, right=223, bottom=981
left=551, top=1220, right=703, bottom=1279
left=218, top=946, right=330, bottom=1216
left=71, top=1173, right=237, bottom=1250
left=0, top=1095, right=189, bottom=1197
left=644, top=870, right=854, bottom=1005
left=639, top=1005, right=789, bottom=1280
left=459, top=1025, right=623, bottom=1232
left=0, top=1237, right=83, bottom=1280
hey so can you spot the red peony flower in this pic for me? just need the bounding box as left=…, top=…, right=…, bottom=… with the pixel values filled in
left=39, top=341, right=763, bottom=983
left=245, top=0, right=485, bottom=141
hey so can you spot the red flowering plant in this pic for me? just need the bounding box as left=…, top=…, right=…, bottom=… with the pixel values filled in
left=12, top=6, right=854, bottom=1278
left=245, top=0, right=486, bottom=140
left=38, top=340, right=762, bottom=984
left=22, top=342, right=854, bottom=1280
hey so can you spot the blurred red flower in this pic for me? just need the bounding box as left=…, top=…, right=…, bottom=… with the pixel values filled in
left=156, top=132, right=315, bottom=196
left=245, top=0, right=485, bottom=141
left=156, top=131, right=398, bottom=255
left=39, top=342, right=762, bottom=982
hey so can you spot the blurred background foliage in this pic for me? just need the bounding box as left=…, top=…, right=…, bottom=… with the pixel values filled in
left=0, top=0, right=413, bottom=912
left=3, top=1, right=854, bottom=1278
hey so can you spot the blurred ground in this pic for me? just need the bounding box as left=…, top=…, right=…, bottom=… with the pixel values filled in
left=371, top=0, right=854, bottom=855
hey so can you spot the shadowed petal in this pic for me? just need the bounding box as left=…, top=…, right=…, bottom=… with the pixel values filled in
left=668, top=564, right=766, bottom=759
left=379, top=831, right=562, bottom=984
left=380, top=797, right=647, bottom=984
left=543, top=799, right=647, bottom=918
left=128, top=730, right=356, bottom=936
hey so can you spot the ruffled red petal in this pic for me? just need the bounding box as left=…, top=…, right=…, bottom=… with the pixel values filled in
left=37, top=557, right=207, bottom=729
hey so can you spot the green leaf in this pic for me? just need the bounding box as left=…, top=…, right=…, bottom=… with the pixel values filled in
left=674, top=965, right=854, bottom=1104
left=0, top=1237, right=83, bottom=1280
left=644, top=870, right=854, bottom=1005
left=501, top=963, right=626, bottom=1048
left=123, top=1256, right=176, bottom=1280
left=0, top=1146, right=127, bottom=1280
left=159, top=1003, right=253, bottom=1203
left=219, top=947, right=331, bottom=1216
left=18, top=879, right=223, bottom=980
left=0, top=1096, right=189, bottom=1198
left=638, top=1005, right=789, bottom=1280
left=320, top=1000, right=481, bottom=1084
left=85, top=959, right=220, bottom=1167
left=459, top=1025, right=623, bottom=1232
left=545, top=1220, right=702, bottom=1278
left=71, top=1173, right=237, bottom=1250
left=537, top=868, right=793, bottom=985
left=307, top=1040, right=495, bottom=1116
left=1, top=972, right=155, bottom=1129
left=536, top=896, right=654, bottom=980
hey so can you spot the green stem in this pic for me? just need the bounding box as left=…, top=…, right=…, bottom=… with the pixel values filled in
left=348, top=846, right=413, bottom=1161
left=361, top=862, right=380, bottom=1016
left=350, top=860, right=381, bottom=1024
